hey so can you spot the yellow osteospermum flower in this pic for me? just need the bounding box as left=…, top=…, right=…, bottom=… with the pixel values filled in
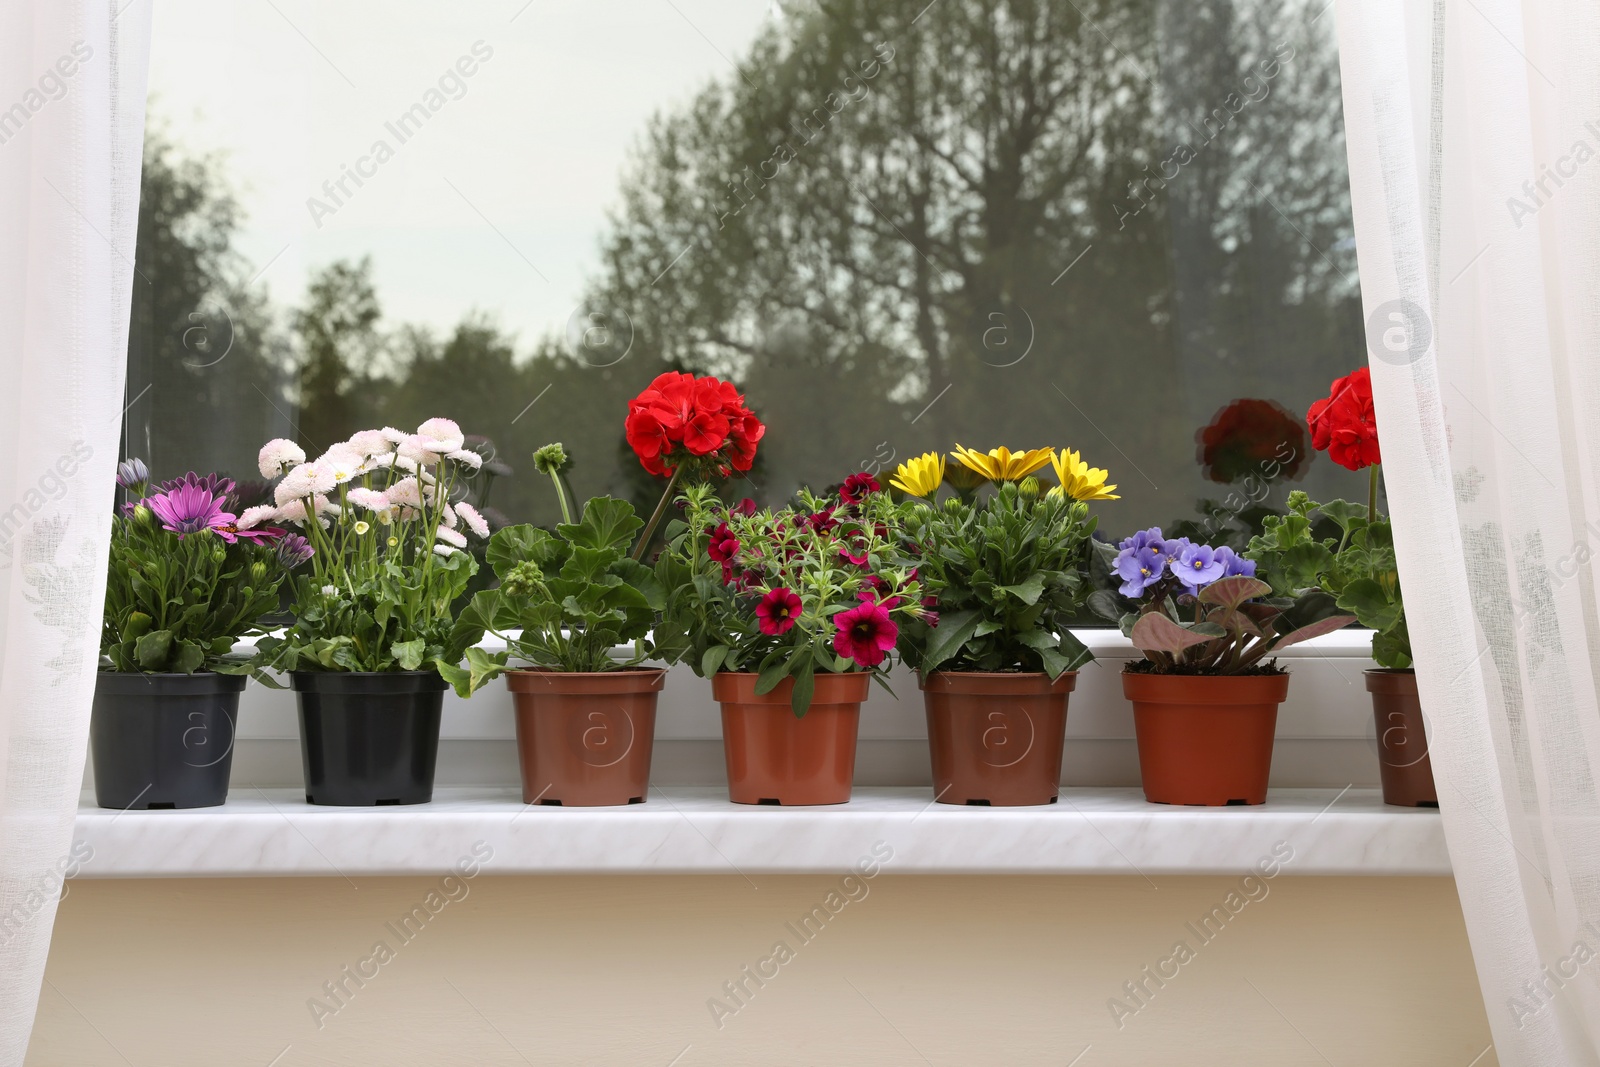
left=1049, top=448, right=1120, bottom=501
left=889, top=452, right=946, bottom=498
left=949, top=445, right=1055, bottom=484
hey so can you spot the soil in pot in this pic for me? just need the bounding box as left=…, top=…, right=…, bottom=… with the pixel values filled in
left=91, top=672, right=246, bottom=809
left=292, top=671, right=445, bottom=806
left=506, top=669, right=664, bottom=806
left=1365, top=669, right=1437, bottom=807
left=714, top=672, right=868, bottom=805
left=922, top=671, right=1076, bottom=806
left=1122, top=670, right=1289, bottom=806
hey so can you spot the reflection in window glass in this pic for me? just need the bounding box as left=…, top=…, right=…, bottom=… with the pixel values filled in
left=126, top=0, right=1366, bottom=550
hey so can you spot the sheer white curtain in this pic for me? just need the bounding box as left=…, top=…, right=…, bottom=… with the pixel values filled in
left=0, top=1, right=150, bottom=1062
left=1337, top=0, right=1600, bottom=1063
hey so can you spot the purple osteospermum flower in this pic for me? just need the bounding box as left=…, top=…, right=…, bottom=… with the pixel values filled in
left=157, top=471, right=237, bottom=500
left=275, top=533, right=314, bottom=569
left=1213, top=546, right=1257, bottom=579
left=1114, top=544, right=1166, bottom=597
left=1174, top=543, right=1226, bottom=591
left=115, top=458, right=149, bottom=491
left=144, top=484, right=236, bottom=539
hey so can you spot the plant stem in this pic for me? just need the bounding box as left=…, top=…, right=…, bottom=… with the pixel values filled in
left=1368, top=462, right=1381, bottom=521
left=632, top=466, right=682, bottom=561
left=548, top=469, right=574, bottom=526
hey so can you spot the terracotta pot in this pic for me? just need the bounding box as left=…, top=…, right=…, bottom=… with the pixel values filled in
left=505, top=669, right=665, bottom=806
left=1122, top=671, right=1290, bottom=806
left=1365, top=669, right=1438, bottom=807
left=921, top=671, right=1076, bottom=806
left=714, top=672, right=868, bottom=805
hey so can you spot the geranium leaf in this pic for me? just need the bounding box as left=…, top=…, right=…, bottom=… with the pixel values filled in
left=559, top=496, right=643, bottom=552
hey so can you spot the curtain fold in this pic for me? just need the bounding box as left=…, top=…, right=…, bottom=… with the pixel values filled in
left=1337, top=0, right=1600, bottom=1062
left=0, top=1, right=150, bottom=1062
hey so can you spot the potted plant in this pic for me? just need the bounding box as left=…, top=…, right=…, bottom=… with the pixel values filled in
left=94, top=461, right=308, bottom=809
left=892, top=446, right=1116, bottom=805
left=1095, top=529, right=1355, bottom=805
left=1249, top=367, right=1431, bottom=805
left=446, top=443, right=668, bottom=807
left=252, top=420, right=488, bottom=805
left=656, top=477, right=927, bottom=805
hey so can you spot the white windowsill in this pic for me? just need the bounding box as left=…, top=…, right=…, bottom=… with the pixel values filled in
left=71, top=786, right=1445, bottom=878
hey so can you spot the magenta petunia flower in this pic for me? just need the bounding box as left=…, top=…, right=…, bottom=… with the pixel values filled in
left=706, top=523, right=740, bottom=563
left=756, top=587, right=802, bottom=636
left=840, top=472, right=880, bottom=505
left=832, top=596, right=898, bottom=668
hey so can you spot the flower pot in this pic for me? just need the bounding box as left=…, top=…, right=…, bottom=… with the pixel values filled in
left=90, top=672, right=245, bottom=809
left=714, top=671, right=868, bottom=805
left=921, top=671, right=1076, bottom=806
left=291, top=671, right=445, bottom=806
left=505, top=669, right=664, bottom=806
left=1365, top=669, right=1438, bottom=807
left=1121, top=671, right=1290, bottom=806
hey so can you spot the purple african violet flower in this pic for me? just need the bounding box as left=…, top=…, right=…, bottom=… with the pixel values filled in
left=1213, top=546, right=1257, bottom=579
left=275, top=533, right=314, bottom=569
left=1117, top=527, right=1165, bottom=555
left=1158, top=536, right=1193, bottom=564
left=1174, top=543, right=1226, bottom=591
left=1114, top=544, right=1166, bottom=597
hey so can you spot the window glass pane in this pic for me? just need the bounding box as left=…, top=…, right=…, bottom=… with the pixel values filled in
left=127, top=0, right=1364, bottom=549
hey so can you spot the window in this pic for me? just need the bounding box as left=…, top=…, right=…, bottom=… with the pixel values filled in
left=126, top=0, right=1365, bottom=543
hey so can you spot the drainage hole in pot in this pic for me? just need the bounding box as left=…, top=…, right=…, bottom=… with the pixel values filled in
left=1048, top=796, right=1059, bottom=804
left=965, top=799, right=991, bottom=806
left=628, top=796, right=644, bottom=804
left=148, top=802, right=176, bottom=810
left=1418, top=801, right=1440, bottom=808
left=758, top=798, right=782, bottom=805
left=539, top=798, right=563, bottom=806
left=376, top=798, right=402, bottom=806
left=1226, top=799, right=1249, bottom=806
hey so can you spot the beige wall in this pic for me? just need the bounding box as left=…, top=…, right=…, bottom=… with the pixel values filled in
left=30, top=875, right=1492, bottom=1067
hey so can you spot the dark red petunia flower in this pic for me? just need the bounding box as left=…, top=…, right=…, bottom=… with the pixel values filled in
left=840, top=472, right=881, bottom=505
left=756, top=587, right=803, bottom=636
left=706, top=523, right=740, bottom=563
left=832, top=597, right=899, bottom=668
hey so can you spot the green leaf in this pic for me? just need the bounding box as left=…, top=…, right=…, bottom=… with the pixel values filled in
left=435, top=646, right=508, bottom=698
left=134, top=629, right=174, bottom=671
left=790, top=658, right=816, bottom=718
left=170, top=641, right=206, bottom=674
left=754, top=656, right=791, bottom=696
left=995, top=572, right=1047, bottom=606
left=487, top=524, right=559, bottom=577
left=1335, top=578, right=1402, bottom=633
left=123, top=611, right=153, bottom=641
left=392, top=638, right=426, bottom=671
left=1129, top=614, right=1225, bottom=658
left=701, top=645, right=730, bottom=678
left=1318, top=499, right=1368, bottom=535
left=559, top=496, right=644, bottom=552
left=919, top=609, right=982, bottom=674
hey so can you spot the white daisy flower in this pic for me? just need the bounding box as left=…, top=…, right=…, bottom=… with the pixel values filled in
left=442, top=503, right=459, bottom=530
left=446, top=448, right=483, bottom=470
left=346, top=487, right=392, bottom=512
left=320, top=584, right=338, bottom=597
left=258, top=438, right=306, bottom=479
left=381, top=426, right=409, bottom=445
left=318, top=443, right=368, bottom=485
left=454, top=502, right=491, bottom=539
left=416, top=417, right=465, bottom=453
left=274, top=462, right=332, bottom=506
left=387, top=477, right=424, bottom=508
left=432, top=544, right=459, bottom=558
left=398, top=435, right=441, bottom=467
left=436, top=525, right=468, bottom=549
left=347, top=429, right=392, bottom=457
left=236, top=504, right=278, bottom=531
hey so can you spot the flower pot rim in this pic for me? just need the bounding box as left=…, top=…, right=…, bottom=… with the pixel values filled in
left=919, top=669, right=1078, bottom=694
left=94, top=671, right=247, bottom=695
left=1121, top=670, right=1290, bottom=705
left=290, top=669, right=447, bottom=694
left=1364, top=668, right=1419, bottom=695
left=504, top=667, right=667, bottom=695
left=711, top=669, right=871, bottom=704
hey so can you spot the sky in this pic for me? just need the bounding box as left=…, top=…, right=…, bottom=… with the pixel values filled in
left=147, top=0, right=774, bottom=348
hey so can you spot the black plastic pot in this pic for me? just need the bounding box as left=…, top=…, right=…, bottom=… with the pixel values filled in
left=291, top=671, right=445, bottom=806
left=90, top=672, right=245, bottom=809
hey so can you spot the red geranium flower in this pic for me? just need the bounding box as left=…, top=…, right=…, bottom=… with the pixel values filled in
left=840, top=472, right=880, bottom=505
left=624, top=371, right=765, bottom=478
left=1307, top=367, right=1381, bottom=471
left=756, top=587, right=803, bottom=635
left=832, top=597, right=899, bottom=668
left=1197, top=398, right=1308, bottom=483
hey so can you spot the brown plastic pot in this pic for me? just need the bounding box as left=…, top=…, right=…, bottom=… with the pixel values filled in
left=921, top=671, right=1076, bottom=806
left=714, top=671, right=868, bottom=805
left=1122, top=671, right=1290, bottom=806
left=1365, top=669, right=1438, bottom=807
left=505, top=669, right=665, bottom=806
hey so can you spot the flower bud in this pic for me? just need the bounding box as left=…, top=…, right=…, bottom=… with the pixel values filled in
left=132, top=504, right=153, bottom=525
left=1018, top=476, right=1041, bottom=500
left=532, top=443, right=568, bottom=475
left=249, top=561, right=267, bottom=585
